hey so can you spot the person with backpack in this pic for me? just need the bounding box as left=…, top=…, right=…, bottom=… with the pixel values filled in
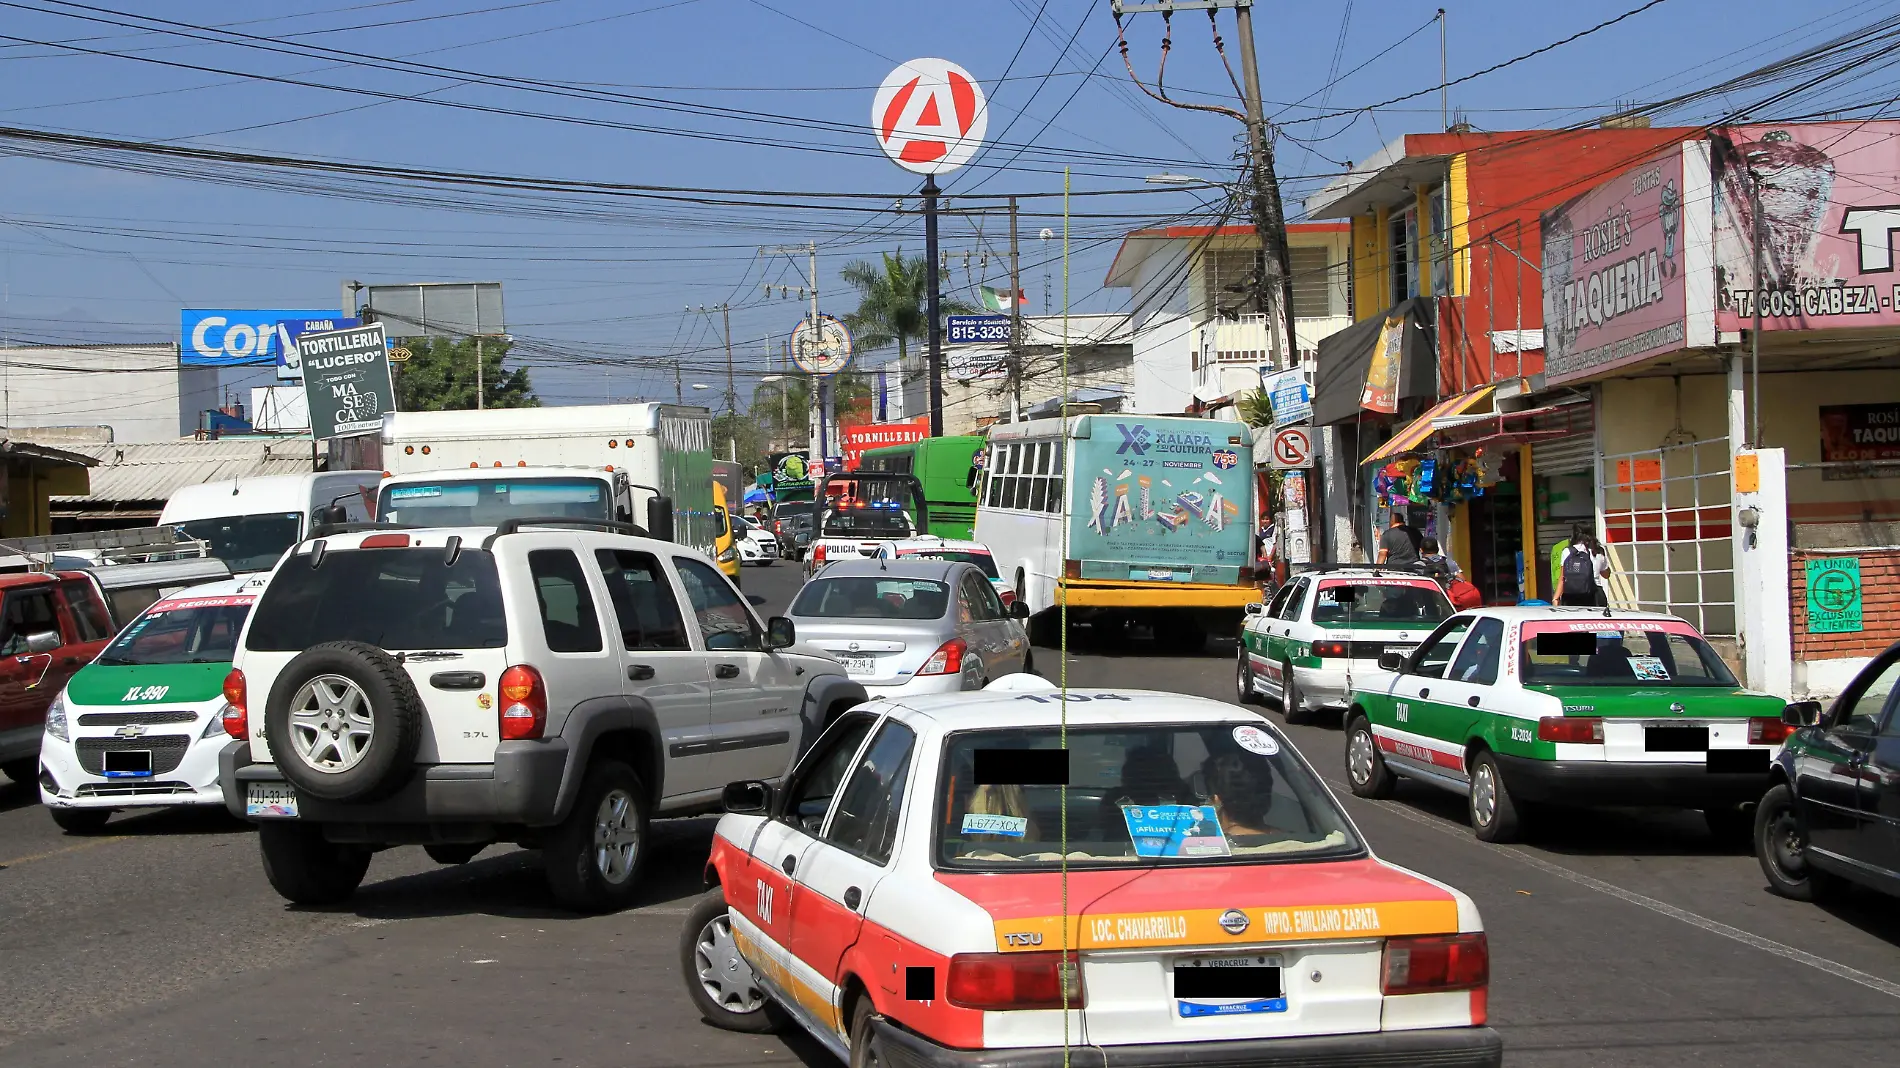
left=1558, top=525, right=1609, bottom=607
left=1418, top=536, right=1458, bottom=587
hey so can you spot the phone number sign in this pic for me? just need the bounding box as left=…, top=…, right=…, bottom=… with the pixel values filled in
left=298, top=321, right=395, bottom=440
left=946, top=314, right=1012, bottom=344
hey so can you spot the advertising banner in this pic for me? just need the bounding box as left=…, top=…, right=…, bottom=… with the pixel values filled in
left=946, top=314, right=1012, bottom=345
left=841, top=419, right=929, bottom=470
left=1259, top=366, right=1311, bottom=425
left=275, top=316, right=360, bottom=380
left=1542, top=141, right=1715, bottom=385
left=1713, top=122, right=1900, bottom=331
left=1819, top=402, right=1900, bottom=480
left=1067, top=417, right=1253, bottom=583
left=297, top=322, right=395, bottom=440
left=766, top=451, right=814, bottom=497
left=181, top=309, right=345, bottom=367
left=1359, top=312, right=1405, bottom=414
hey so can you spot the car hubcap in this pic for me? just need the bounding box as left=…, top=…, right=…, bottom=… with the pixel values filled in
left=694, top=912, right=765, bottom=1014
left=287, top=675, right=374, bottom=773
left=593, top=788, right=640, bottom=884
left=1769, top=805, right=1808, bottom=879
left=1348, top=730, right=1375, bottom=784
left=1471, top=764, right=1497, bottom=826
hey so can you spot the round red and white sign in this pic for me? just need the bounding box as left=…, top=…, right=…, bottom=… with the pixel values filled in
left=872, top=58, right=988, bottom=176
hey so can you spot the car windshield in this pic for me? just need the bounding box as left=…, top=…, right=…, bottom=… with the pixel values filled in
left=377, top=478, right=610, bottom=526
left=95, top=597, right=251, bottom=666
left=901, top=550, right=998, bottom=578
left=246, top=547, right=506, bottom=651
left=1311, top=580, right=1451, bottom=625
left=791, top=577, right=950, bottom=620
left=939, top=724, right=1363, bottom=869
left=775, top=502, right=814, bottom=519
left=1520, top=622, right=1739, bottom=687
left=174, top=513, right=301, bottom=573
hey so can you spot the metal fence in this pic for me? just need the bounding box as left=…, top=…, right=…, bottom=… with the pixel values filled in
left=1597, top=436, right=1736, bottom=637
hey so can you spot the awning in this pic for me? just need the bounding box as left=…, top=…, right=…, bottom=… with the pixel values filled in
left=1360, top=386, right=1497, bottom=466
left=1312, top=297, right=1438, bottom=426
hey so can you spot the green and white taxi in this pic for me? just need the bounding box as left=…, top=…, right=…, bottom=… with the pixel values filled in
left=1343, top=606, right=1791, bottom=843
left=38, top=577, right=262, bottom=834
left=1237, top=568, right=1453, bottom=723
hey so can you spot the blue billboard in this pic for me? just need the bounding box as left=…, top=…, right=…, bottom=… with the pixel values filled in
left=180, top=309, right=344, bottom=367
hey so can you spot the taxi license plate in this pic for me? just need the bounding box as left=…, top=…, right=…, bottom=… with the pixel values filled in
left=246, top=782, right=300, bottom=818
left=1646, top=726, right=1709, bottom=752
left=1173, top=953, right=1285, bottom=1018
left=840, top=656, right=877, bottom=676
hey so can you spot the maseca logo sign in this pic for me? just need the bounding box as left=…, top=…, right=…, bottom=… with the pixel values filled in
left=872, top=59, right=988, bottom=175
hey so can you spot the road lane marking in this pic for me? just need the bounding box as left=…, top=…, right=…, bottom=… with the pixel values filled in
left=1327, top=775, right=1900, bottom=1001
left=0, top=835, right=127, bottom=869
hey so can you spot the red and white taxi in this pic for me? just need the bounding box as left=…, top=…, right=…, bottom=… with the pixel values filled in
left=890, top=536, right=1014, bottom=606
left=679, top=678, right=1501, bottom=1068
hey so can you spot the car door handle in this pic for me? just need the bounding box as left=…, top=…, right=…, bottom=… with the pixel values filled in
left=716, top=664, right=741, bottom=679
left=429, top=671, right=485, bottom=690
left=628, top=665, right=656, bottom=681
left=1468, top=696, right=1481, bottom=707
left=782, top=854, right=797, bottom=875
left=843, top=886, right=861, bottom=910
left=1419, top=688, right=1431, bottom=699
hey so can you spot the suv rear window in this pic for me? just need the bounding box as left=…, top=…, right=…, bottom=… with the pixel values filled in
left=246, top=547, right=506, bottom=651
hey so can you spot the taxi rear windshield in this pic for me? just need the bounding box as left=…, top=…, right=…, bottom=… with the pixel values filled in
left=1311, top=581, right=1450, bottom=626
left=938, top=725, right=1362, bottom=869
left=1521, top=627, right=1738, bottom=687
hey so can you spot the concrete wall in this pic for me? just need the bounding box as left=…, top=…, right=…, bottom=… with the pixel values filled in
left=0, top=344, right=210, bottom=442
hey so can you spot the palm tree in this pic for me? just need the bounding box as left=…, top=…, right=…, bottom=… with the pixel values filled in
left=839, top=251, right=976, bottom=370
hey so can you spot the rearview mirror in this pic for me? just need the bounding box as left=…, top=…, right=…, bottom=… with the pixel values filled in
left=722, top=780, right=773, bottom=815
left=1782, top=699, right=1823, bottom=728
left=1244, top=602, right=1265, bottom=616
left=766, top=616, right=796, bottom=650
left=645, top=496, right=675, bottom=543
left=1010, top=600, right=1030, bottom=620
left=1377, top=651, right=1406, bottom=672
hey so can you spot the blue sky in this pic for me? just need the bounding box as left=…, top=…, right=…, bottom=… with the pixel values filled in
left=0, top=0, right=1889, bottom=407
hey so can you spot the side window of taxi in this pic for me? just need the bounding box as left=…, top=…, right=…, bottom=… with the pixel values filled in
left=1838, top=658, right=1900, bottom=735
left=1264, top=583, right=1293, bottom=619
left=1447, top=617, right=1505, bottom=686
left=822, top=720, right=917, bottom=865
left=1411, top=616, right=1474, bottom=679
left=1278, top=579, right=1308, bottom=621
left=780, top=714, right=876, bottom=834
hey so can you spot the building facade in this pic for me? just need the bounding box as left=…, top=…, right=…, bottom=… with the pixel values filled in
left=0, top=343, right=219, bottom=443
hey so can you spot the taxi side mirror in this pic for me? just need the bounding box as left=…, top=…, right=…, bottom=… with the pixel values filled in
left=722, top=780, right=773, bottom=815
left=1782, top=700, right=1823, bottom=728
left=1244, top=602, right=1265, bottom=616
left=1377, top=652, right=1406, bottom=673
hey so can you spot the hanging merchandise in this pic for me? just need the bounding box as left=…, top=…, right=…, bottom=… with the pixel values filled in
left=1372, top=450, right=1489, bottom=505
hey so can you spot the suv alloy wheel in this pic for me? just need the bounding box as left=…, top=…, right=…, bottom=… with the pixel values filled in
left=545, top=760, right=650, bottom=912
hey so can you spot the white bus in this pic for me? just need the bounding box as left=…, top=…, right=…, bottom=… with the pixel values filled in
left=975, top=413, right=1256, bottom=652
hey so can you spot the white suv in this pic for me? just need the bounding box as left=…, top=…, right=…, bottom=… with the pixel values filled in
left=218, top=519, right=864, bottom=912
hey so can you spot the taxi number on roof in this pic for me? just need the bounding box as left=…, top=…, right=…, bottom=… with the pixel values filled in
left=1013, top=693, right=1134, bottom=703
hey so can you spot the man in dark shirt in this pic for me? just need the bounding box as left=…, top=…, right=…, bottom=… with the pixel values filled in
left=1377, top=512, right=1419, bottom=567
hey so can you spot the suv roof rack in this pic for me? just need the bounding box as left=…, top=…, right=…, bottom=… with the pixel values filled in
left=481, top=517, right=649, bottom=550
left=308, top=521, right=422, bottom=539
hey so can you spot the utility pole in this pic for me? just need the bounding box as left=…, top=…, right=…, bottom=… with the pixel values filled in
left=475, top=336, right=484, bottom=410
left=761, top=241, right=827, bottom=466
left=720, top=302, right=736, bottom=416
left=674, top=360, right=683, bottom=405
left=1008, top=195, right=1024, bottom=421
left=1438, top=8, right=1449, bottom=131
left=924, top=177, right=944, bottom=436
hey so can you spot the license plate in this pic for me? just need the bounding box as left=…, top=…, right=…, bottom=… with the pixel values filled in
left=1173, top=954, right=1286, bottom=1017
left=102, top=749, right=152, bottom=777
left=1646, top=726, right=1709, bottom=752
left=1135, top=567, right=1191, bottom=582
left=840, top=656, right=877, bottom=676
left=246, top=782, right=300, bottom=818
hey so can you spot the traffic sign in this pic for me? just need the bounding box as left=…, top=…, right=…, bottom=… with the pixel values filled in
left=1270, top=424, right=1313, bottom=470
left=872, top=59, right=988, bottom=176
left=791, top=314, right=853, bottom=375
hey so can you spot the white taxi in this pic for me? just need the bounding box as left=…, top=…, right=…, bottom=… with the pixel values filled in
left=678, top=678, right=1501, bottom=1068
left=1239, top=568, right=1453, bottom=724
left=889, top=536, right=1014, bottom=606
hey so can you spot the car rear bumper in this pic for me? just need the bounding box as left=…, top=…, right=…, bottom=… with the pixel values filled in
left=219, top=739, right=569, bottom=827
left=868, top=1017, right=1502, bottom=1068
left=1493, top=752, right=1771, bottom=807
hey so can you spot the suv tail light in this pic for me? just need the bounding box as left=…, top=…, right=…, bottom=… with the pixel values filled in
left=1749, top=717, right=1794, bottom=745
left=1537, top=715, right=1603, bottom=744
left=1382, top=933, right=1488, bottom=995
left=947, top=952, right=1084, bottom=1010
left=1311, top=640, right=1350, bottom=659
left=918, top=638, right=967, bottom=676
left=221, top=670, right=248, bottom=739
left=498, top=665, right=547, bottom=740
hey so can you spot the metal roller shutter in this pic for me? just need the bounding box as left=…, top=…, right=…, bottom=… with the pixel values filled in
left=1530, top=401, right=1596, bottom=596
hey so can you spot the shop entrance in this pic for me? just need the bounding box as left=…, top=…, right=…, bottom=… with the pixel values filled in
left=1464, top=481, right=1523, bottom=605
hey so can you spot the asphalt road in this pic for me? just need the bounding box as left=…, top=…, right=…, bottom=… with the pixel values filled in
left=2, top=559, right=1898, bottom=1067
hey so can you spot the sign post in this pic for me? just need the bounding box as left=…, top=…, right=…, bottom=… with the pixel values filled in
left=298, top=322, right=396, bottom=440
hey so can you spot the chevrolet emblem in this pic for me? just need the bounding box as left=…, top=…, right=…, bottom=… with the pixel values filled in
left=115, top=725, right=147, bottom=739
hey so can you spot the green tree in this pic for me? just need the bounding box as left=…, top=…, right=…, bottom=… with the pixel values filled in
left=392, top=336, right=538, bottom=411
left=1235, top=388, right=1275, bottom=428
left=839, top=251, right=976, bottom=372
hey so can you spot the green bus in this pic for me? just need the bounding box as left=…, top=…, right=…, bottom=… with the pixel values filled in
left=859, top=434, right=985, bottom=540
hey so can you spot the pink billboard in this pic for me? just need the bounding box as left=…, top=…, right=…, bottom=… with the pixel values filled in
left=1714, top=122, right=1900, bottom=330
left=1541, top=141, right=1714, bottom=385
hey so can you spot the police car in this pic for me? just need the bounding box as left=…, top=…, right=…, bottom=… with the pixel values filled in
left=679, top=678, right=1501, bottom=1068
left=1238, top=569, right=1453, bottom=724
left=1343, top=606, right=1790, bottom=844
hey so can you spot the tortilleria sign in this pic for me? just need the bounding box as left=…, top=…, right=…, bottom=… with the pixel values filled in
left=298, top=321, right=395, bottom=440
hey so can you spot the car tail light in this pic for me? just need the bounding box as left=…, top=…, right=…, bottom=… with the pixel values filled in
left=1749, top=717, right=1794, bottom=745
left=946, top=952, right=1085, bottom=1010
left=1311, top=640, right=1350, bottom=659
left=1382, top=934, right=1488, bottom=995
left=1000, top=588, right=1016, bottom=606
left=1063, top=559, right=1081, bottom=579
left=811, top=543, right=828, bottom=563
left=918, top=638, right=967, bottom=676
left=498, top=665, right=547, bottom=740
left=1537, top=715, right=1603, bottom=744
left=221, top=670, right=248, bottom=739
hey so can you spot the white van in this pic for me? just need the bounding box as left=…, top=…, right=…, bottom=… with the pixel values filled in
left=159, top=472, right=380, bottom=574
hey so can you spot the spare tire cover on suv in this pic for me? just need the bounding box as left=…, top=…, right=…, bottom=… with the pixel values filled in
left=265, top=641, right=426, bottom=802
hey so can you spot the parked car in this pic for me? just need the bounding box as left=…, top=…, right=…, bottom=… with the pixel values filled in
left=1238, top=568, right=1453, bottom=724
left=0, top=571, right=118, bottom=789
left=219, top=519, right=866, bottom=912
left=771, top=501, right=814, bottom=560
left=1755, top=643, right=1900, bottom=902
left=1344, top=606, right=1788, bottom=843
left=787, top=558, right=1032, bottom=695
left=39, top=576, right=263, bottom=832
left=681, top=678, right=1501, bottom=1066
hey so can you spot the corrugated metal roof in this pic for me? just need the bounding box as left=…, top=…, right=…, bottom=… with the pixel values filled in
left=53, top=438, right=315, bottom=506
